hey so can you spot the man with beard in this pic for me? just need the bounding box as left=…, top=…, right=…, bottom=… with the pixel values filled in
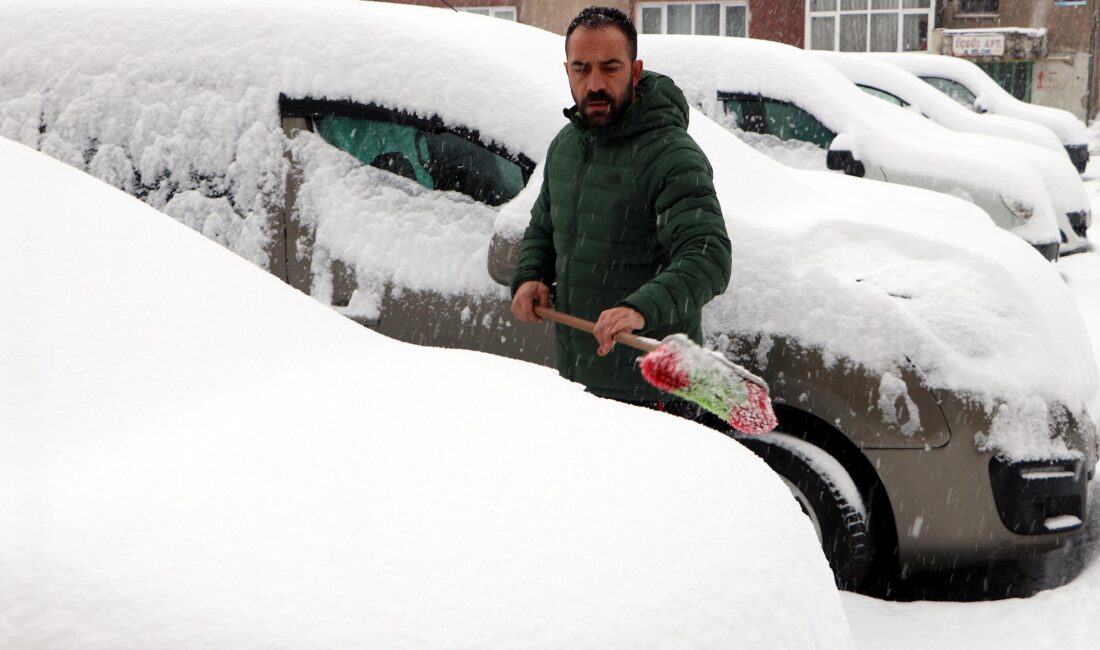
left=510, top=6, right=731, bottom=416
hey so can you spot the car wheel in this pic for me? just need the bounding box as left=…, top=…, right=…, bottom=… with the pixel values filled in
left=738, top=432, right=872, bottom=590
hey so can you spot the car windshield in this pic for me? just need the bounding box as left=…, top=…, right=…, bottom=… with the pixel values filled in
left=316, top=115, right=526, bottom=206
left=857, top=84, right=908, bottom=107
left=921, top=76, right=978, bottom=111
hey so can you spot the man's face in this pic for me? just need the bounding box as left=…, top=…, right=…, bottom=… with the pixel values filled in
left=564, top=26, right=644, bottom=127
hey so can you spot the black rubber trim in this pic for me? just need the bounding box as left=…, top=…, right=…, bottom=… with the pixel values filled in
left=1065, top=144, right=1089, bottom=174
left=988, top=457, right=1088, bottom=535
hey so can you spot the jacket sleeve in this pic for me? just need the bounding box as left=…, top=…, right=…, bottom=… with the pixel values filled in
left=510, top=158, right=557, bottom=296
left=621, top=138, right=732, bottom=329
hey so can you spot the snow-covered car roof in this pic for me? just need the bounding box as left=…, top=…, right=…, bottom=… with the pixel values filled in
left=0, top=0, right=1094, bottom=460
left=0, top=136, right=856, bottom=648
left=870, top=52, right=1088, bottom=146
left=813, top=50, right=1065, bottom=155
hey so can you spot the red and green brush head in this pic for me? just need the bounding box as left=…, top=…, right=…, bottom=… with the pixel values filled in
left=640, top=334, right=777, bottom=434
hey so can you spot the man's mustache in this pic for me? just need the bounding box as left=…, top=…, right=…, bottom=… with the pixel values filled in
left=582, top=90, right=614, bottom=105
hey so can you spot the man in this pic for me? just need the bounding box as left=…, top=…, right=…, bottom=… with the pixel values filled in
left=510, top=6, right=731, bottom=414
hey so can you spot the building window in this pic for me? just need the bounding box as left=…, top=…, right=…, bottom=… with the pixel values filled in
left=638, top=2, right=749, bottom=37
left=958, top=0, right=999, bottom=15
left=807, top=0, right=933, bottom=52
left=460, top=6, right=517, bottom=21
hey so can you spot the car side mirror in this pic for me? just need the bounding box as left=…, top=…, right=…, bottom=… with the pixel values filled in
left=973, top=97, right=988, bottom=114
left=487, top=231, right=519, bottom=286
left=826, top=149, right=865, bottom=178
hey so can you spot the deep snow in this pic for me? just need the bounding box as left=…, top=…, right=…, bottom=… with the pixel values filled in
left=0, top=137, right=855, bottom=648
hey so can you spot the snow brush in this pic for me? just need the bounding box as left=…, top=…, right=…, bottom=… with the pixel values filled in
left=534, top=307, right=777, bottom=434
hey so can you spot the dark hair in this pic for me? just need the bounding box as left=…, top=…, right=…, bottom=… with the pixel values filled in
left=565, top=6, right=638, bottom=61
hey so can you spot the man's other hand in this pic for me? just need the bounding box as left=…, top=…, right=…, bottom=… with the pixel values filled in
left=511, top=281, right=551, bottom=322
left=593, top=306, right=645, bottom=356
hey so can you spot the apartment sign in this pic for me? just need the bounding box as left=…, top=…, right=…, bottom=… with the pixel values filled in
left=953, top=34, right=1005, bottom=57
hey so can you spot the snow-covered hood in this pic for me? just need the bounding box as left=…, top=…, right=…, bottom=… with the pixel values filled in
left=813, top=50, right=1066, bottom=155
left=0, top=136, right=856, bottom=648
left=639, top=35, right=1060, bottom=246
left=871, top=52, right=1089, bottom=146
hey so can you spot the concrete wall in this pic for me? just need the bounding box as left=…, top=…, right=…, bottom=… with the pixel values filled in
left=1032, top=51, right=1091, bottom=119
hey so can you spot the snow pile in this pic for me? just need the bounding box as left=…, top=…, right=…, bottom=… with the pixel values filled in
left=640, top=35, right=1061, bottom=248
left=0, top=137, right=856, bottom=648
left=873, top=52, right=1089, bottom=146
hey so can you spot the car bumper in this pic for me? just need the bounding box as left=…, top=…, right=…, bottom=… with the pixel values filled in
left=1066, top=144, right=1089, bottom=173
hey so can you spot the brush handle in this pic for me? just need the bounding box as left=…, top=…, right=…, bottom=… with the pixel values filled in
left=534, top=306, right=660, bottom=353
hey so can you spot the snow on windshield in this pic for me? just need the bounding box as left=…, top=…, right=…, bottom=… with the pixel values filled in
left=0, top=135, right=856, bottom=649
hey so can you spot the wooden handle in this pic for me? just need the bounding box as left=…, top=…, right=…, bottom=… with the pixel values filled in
left=534, top=306, right=659, bottom=352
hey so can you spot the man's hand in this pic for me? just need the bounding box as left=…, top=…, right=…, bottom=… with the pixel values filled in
left=593, top=306, right=645, bottom=356
left=511, top=280, right=551, bottom=322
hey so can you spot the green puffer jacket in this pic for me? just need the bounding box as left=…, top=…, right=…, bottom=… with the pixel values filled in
left=512, top=70, right=732, bottom=401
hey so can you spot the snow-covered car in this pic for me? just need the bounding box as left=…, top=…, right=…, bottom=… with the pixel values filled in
left=0, top=136, right=855, bottom=648
left=641, top=35, right=1064, bottom=261
left=815, top=51, right=1093, bottom=255
left=1, top=0, right=1097, bottom=593
left=872, top=51, right=1091, bottom=173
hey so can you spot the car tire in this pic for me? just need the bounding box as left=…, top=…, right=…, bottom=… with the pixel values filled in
left=738, top=433, right=872, bottom=590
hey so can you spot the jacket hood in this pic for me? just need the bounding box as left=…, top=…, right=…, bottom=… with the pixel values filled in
left=565, top=70, right=690, bottom=140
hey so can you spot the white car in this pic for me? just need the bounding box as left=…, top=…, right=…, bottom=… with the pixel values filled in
left=641, top=35, right=1063, bottom=260
left=872, top=51, right=1091, bottom=173
left=1, top=0, right=1096, bottom=594
left=0, top=135, right=854, bottom=648
left=815, top=51, right=1093, bottom=255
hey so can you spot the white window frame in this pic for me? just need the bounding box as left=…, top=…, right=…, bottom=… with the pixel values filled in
left=636, top=2, right=750, bottom=38
left=459, top=5, right=517, bottom=21
left=805, top=1, right=936, bottom=52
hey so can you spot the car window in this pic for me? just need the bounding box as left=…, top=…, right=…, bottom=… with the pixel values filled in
left=281, top=96, right=532, bottom=207
left=722, top=96, right=767, bottom=134
left=760, top=100, right=836, bottom=149
left=857, top=84, right=909, bottom=107
left=921, top=76, right=978, bottom=110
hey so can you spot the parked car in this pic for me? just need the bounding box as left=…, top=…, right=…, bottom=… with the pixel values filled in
left=1, top=0, right=1096, bottom=593
left=641, top=35, right=1064, bottom=261
left=872, top=52, right=1091, bottom=173
left=0, top=135, right=856, bottom=648
left=815, top=51, right=1092, bottom=255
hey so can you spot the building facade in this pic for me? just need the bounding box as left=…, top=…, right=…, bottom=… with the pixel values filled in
left=937, top=0, right=1099, bottom=119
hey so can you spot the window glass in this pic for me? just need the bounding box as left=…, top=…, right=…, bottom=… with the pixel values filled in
left=642, top=6, right=662, bottom=33
left=696, top=3, right=720, bottom=35
left=494, top=8, right=516, bottom=20
left=722, top=97, right=767, bottom=133
left=811, top=0, right=838, bottom=10
left=870, top=13, right=898, bottom=51
left=840, top=13, right=868, bottom=51
left=858, top=84, right=906, bottom=106
left=902, top=12, right=927, bottom=50
left=762, top=100, right=836, bottom=149
left=960, top=0, right=998, bottom=12
left=811, top=16, right=835, bottom=50
left=316, top=115, right=524, bottom=206
left=902, top=0, right=930, bottom=7
left=667, top=5, right=692, bottom=33
left=841, top=0, right=868, bottom=9
left=872, top=0, right=899, bottom=8
left=725, top=5, right=747, bottom=37
left=922, top=76, right=978, bottom=109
